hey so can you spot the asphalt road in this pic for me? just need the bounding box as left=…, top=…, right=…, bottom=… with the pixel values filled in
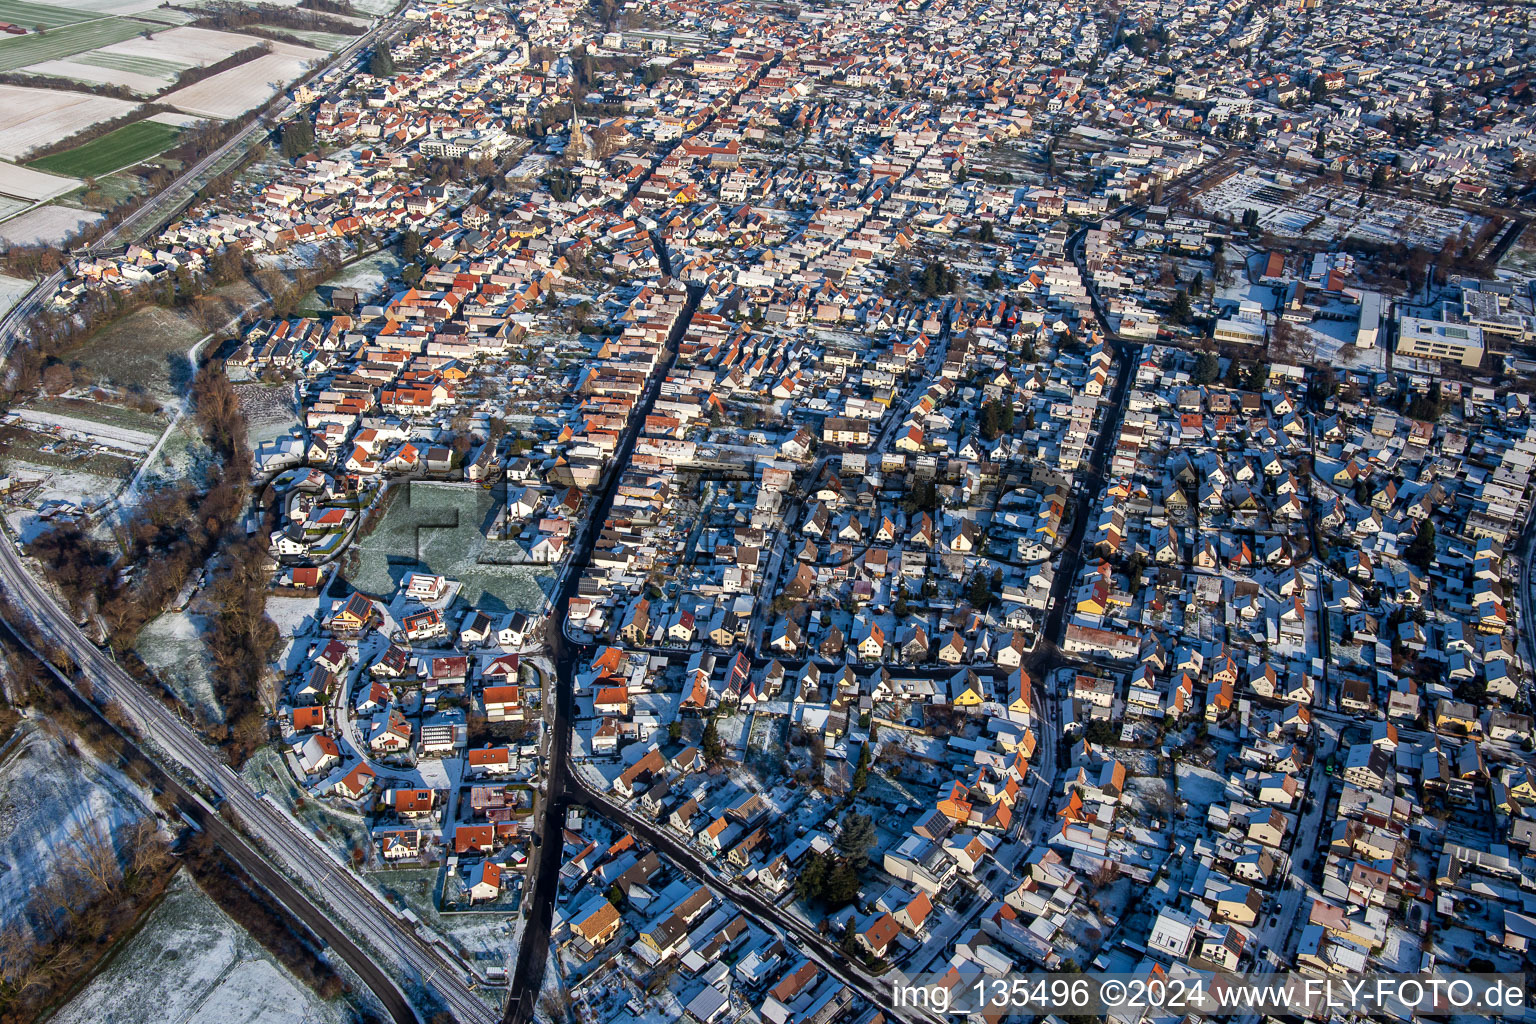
left=561, top=776, right=937, bottom=1024
left=503, top=262, right=700, bottom=1024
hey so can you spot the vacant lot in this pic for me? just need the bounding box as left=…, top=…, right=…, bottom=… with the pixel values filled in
left=59, top=278, right=265, bottom=401
left=161, top=44, right=323, bottom=118
left=0, top=85, right=138, bottom=159
left=59, top=302, right=206, bottom=402
left=28, top=119, right=181, bottom=177
left=0, top=17, right=150, bottom=73
left=346, top=481, right=556, bottom=614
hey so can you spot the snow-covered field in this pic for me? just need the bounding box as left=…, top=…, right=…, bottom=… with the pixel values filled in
left=0, top=272, right=33, bottom=315
left=22, top=58, right=169, bottom=94
left=0, top=204, right=104, bottom=246
left=0, top=723, right=153, bottom=939
left=0, top=87, right=138, bottom=160
left=52, top=873, right=354, bottom=1024
left=95, top=25, right=262, bottom=67
left=50, top=0, right=171, bottom=11
left=162, top=45, right=325, bottom=119
left=0, top=161, right=80, bottom=202
left=149, top=110, right=205, bottom=128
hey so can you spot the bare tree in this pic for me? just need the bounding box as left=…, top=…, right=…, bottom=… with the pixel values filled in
left=127, top=817, right=171, bottom=880
left=0, top=922, right=35, bottom=987
left=64, top=819, right=122, bottom=897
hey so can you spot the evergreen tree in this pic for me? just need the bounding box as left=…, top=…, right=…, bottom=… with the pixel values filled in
left=1406, top=520, right=1436, bottom=570
left=280, top=120, right=315, bottom=159
left=702, top=718, right=725, bottom=764
left=1170, top=289, right=1192, bottom=324
left=370, top=41, right=395, bottom=77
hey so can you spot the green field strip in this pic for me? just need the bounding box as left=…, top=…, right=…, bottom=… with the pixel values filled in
left=0, top=18, right=147, bottom=72
left=26, top=119, right=180, bottom=177
left=0, top=0, right=100, bottom=31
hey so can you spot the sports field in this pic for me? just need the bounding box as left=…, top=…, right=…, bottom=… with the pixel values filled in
left=27, top=119, right=180, bottom=177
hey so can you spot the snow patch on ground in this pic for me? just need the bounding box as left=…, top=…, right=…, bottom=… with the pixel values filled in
left=136, top=610, right=223, bottom=723
left=0, top=724, right=153, bottom=940
left=52, top=872, right=354, bottom=1024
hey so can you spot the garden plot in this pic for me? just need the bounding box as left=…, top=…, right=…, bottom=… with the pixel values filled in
left=0, top=723, right=153, bottom=940
left=345, top=481, right=556, bottom=614
left=0, top=160, right=79, bottom=202
left=0, top=203, right=102, bottom=246
left=1196, top=171, right=1487, bottom=249
left=0, top=86, right=138, bottom=159
left=236, top=380, right=301, bottom=452
left=0, top=445, right=128, bottom=516
left=161, top=44, right=324, bottom=119
left=52, top=873, right=354, bottom=1024
left=9, top=405, right=159, bottom=454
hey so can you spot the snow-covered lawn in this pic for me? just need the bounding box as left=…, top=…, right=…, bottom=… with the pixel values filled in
left=52, top=873, right=355, bottom=1024
left=1174, top=764, right=1233, bottom=808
